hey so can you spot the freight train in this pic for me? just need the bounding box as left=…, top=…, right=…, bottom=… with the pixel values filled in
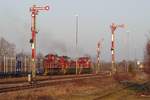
left=0, top=53, right=93, bottom=77
left=43, top=54, right=93, bottom=75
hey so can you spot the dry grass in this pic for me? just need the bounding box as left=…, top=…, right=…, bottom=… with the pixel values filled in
left=0, top=77, right=113, bottom=100
left=2, top=71, right=148, bottom=99
left=0, top=76, right=147, bottom=100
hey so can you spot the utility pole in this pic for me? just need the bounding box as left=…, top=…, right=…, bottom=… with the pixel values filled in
left=30, top=5, right=49, bottom=82
left=75, top=15, right=79, bottom=75
left=110, top=23, right=124, bottom=74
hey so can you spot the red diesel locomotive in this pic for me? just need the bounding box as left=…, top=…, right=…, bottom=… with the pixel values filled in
left=43, top=54, right=92, bottom=75
left=77, top=57, right=92, bottom=74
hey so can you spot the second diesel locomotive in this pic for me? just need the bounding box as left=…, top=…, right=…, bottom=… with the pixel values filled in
left=43, top=54, right=92, bottom=75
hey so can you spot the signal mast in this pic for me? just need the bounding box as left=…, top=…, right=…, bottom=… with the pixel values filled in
left=96, top=39, right=103, bottom=74
left=110, top=23, right=124, bottom=74
left=30, top=5, right=49, bottom=82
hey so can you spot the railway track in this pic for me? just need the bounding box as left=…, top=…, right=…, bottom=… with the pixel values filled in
left=0, top=73, right=107, bottom=84
left=0, top=73, right=108, bottom=93
left=93, top=80, right=150, bottom=100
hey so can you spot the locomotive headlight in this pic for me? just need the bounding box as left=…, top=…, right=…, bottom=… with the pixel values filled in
left=45, top=6, right=49, bottom=10
left=137, top=61, right=140, bottom=65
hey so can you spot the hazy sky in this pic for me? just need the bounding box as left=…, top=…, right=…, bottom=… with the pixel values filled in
left=0, top=0, right=150, bottom=61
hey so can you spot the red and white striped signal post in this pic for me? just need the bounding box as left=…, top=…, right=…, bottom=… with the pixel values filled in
left=110, top=23, right=124, bottom=74
left=96, top=39, right=103, bottom=74
left=30, top=5, right=49, bottom=82
left=96, top=41, right=100, bottom=74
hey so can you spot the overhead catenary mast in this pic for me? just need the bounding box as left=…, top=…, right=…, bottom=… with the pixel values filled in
left=30, top=5, right=49, bottom=82
left=110, top=23, right=124, bottom=74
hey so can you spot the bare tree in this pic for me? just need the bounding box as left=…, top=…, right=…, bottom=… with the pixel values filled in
left=0, top=37, right=16, bottom=57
